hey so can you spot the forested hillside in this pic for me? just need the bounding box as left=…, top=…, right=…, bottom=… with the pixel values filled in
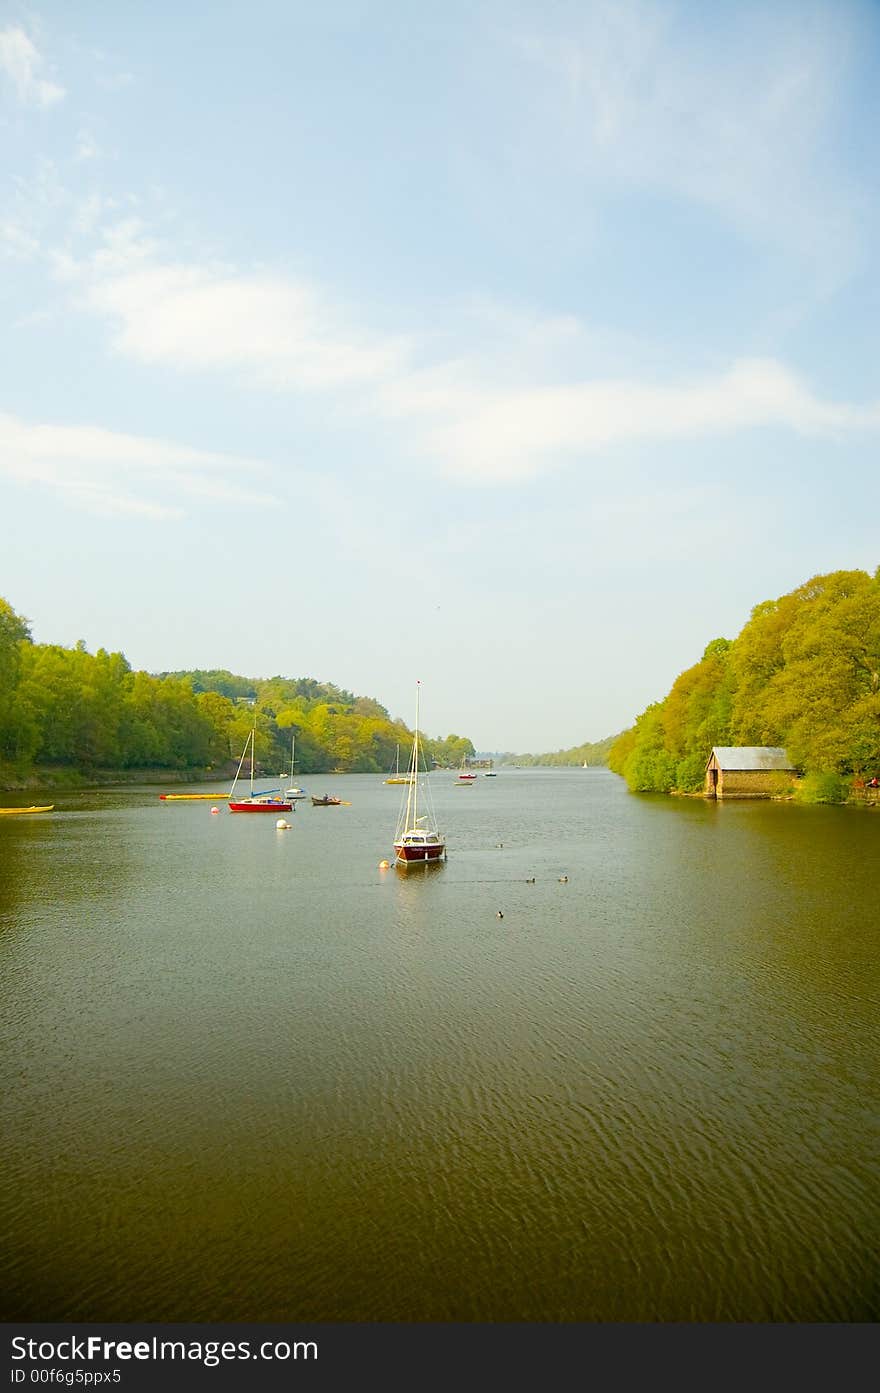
left=0, top=598, right=474, bottom=784
left=608, top=568, right=880, bottom=800
left=513, top=733, right=620, bottom=767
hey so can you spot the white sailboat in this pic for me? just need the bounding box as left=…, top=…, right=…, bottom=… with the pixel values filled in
left=283, top=734, right=308, bottom=800
left=393, top=684, right=446, bottom=865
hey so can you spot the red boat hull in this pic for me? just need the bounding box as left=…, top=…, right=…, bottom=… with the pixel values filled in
left=229, top=801, right=292, bottom=813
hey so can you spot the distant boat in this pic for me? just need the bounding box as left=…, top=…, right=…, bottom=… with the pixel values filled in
left=0, top=804, right=54, bottom=815
left=456, top=754, right=476, bottom=781
left=394, top=683, right=446, bottom=865
left=311, top=794, right=342, bottom=807
left=228, top=728, right=292, bottom=813
left=159, top=793, right=229, bottom=800
left=384, top=743, right=414, bottom=785
left=283, top=735, right=307, bottom=800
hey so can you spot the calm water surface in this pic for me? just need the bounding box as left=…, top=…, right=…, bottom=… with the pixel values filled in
left=1, top=770, right=878, bottom=1320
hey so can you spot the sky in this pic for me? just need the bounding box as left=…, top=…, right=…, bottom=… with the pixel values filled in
left=1, top=0, right=879, bottom=753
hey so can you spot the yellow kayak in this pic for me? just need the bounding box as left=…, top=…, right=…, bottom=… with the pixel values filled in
left=159, top=793, right=229, bottom=800
left=0, top=805, right=54, bottom=815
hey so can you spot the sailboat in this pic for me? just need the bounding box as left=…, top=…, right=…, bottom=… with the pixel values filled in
left=283, top=735, right=308, bottom=800
left=384, top=743, right=414, bottom=785
left=228, top=727, right=292, bottom=813
left=393, top=684, right=446, bottom=865
left=456, top=753, right=476, bottom=781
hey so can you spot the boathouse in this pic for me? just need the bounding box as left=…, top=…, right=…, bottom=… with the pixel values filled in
left=705, top=747, right=796, bottom=799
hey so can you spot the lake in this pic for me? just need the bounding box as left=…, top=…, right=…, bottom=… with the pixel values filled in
left=1, top=769, right=877, bottom=1321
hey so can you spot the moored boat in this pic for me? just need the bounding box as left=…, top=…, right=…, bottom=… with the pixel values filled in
left=282, top=735, right=308, bottom=800
left=384, top=743, right=415, bottom=785
left=394, top=683, right=446, bottom=865
left=0, top=804, right=54, bottom=815
left=228, top=728, right=292, bottom=813
left=159, top=793, right=229, bottom=800
left=311, top=794, right=342, bottom=806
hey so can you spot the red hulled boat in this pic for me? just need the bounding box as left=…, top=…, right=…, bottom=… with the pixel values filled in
left=228, top=727, right=293, bottom=814
left=393, top=683, right=446, bottom=866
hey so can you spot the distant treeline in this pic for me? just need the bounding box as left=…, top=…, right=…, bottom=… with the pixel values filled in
left=0, top=598, right=475, bottom=781
left=608, top=567, right=880, bottom=801
left=511, top=733, right=620, bottom=767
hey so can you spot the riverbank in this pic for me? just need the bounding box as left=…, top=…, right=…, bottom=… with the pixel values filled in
left=669, top=787, right=879, bottom=807
left=0, top=763, right=229, bottom=793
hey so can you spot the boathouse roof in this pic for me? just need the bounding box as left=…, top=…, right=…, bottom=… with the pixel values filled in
left=707, top=746, right=794, bottom=771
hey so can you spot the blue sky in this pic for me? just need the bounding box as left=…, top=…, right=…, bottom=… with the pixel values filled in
left=2, top=0, right=879, bottom=751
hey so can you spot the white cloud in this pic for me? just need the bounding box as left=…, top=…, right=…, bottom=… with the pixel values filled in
left=0, top=216, right=39, bottom=259
left=74, top=130, right=102, bottom=162
left=63, top=224, right=410, bottom=390
left=48, top=224, right=880, bottom=488
left=0, top=27, right=65, bottom=107
left=511, top=0, right=859, bottom=275
left=382, top=357, right=880, bottom=481
left=0, top=412, right=278, bottom=519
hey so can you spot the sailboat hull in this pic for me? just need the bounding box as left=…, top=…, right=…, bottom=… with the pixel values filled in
left=394, top=841, right=446, bottom=863
left=229, top=800, right=292, bottom=813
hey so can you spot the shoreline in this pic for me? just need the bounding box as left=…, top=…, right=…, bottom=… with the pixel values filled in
left=0, top=765, right=228, bottom=793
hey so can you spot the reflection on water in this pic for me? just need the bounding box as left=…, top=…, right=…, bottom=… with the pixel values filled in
left=1, top=772, right=878, bottom=1320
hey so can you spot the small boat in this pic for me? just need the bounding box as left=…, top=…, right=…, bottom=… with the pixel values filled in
left=311, top=794, right=342, bottom=806
left=228, top=727, right=292, bottom=813
left=394, top=683, right=446, bottom=865
left=0, top=804, right=54, bottom=815
left=384, top=743, right=415, bottom=785
left=456, top=754, right=476, bottom=781
left=282, top=735, right=308, bottom=800
left=159, top=793, right=229, bottom=800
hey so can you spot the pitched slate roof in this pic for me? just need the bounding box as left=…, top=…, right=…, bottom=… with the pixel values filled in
left=707, top=746, right=794, bottom=771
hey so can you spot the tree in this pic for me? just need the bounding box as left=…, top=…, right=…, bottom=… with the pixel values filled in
left=0, top=598, right=32, bottom=759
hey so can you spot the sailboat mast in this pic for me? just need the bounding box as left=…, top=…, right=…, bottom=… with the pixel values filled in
left=250, top=725, right=255, bottom=796
left=413, top=681, right=420, bottom=826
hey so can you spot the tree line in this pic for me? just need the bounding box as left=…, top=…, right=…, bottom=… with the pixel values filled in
left=0, top=598, right=475, bottom=783
left=607, top=567, right=880, bottom=800
left=511, top=733, right=620, bottom=767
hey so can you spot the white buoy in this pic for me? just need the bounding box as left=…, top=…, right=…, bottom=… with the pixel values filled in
left=210, top=807, right=220, bottom=815
left=276, top=819, right=291, bottom=829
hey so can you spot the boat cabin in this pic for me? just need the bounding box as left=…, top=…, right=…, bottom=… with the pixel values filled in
left=705, top=747, right=796, bottom=799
